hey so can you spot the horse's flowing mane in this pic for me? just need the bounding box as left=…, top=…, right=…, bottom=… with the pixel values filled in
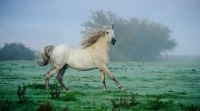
left=80, top=26, right=112, bottom=48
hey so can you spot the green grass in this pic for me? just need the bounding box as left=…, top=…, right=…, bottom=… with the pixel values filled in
left=0, top=60, right=200, bottom=110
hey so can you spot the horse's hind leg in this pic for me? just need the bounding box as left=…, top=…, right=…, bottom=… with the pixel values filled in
left=44, top=67, right=60, bottom=90
left=56, top=65, right=68, bottom=91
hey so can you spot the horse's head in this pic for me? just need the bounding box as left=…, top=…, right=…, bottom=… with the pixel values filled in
left=105, top=24, right=116, bottom=45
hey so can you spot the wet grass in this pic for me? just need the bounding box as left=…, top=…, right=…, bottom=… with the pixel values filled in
left=0, top=60, right=200, bottom=110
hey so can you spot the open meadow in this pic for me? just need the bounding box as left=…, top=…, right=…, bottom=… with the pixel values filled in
left=0, top=60, right=200, bottom=111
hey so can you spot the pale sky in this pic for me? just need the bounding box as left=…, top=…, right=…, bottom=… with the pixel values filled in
left=0, top=0, right=200, bottom=55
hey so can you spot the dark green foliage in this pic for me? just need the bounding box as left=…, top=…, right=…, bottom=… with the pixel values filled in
left=60, top=90, right=86, bottom=102
left=28, top=82, right=45, bottom=90
left=81, top=10, right=177, bottom=61
left=62, top=91, right=77, bottom=101
left=0, top=99, right=37, bottom=111
left=99, top=103, right=107, bottom=111
left=191, top=69, right=196, bottom=71
left=147, top=98, right=171, bottom=110
left=37, top=101, right=56, bottom=111
left=130, top=92, right=137, bottom=106
left=50, top=88, right=61, bottom=99
left=145, top=94, right=175, bottom=110
left=60, top=91, right=87, bottom=101
left=111, top=92, right=139, bottom=110
left=0, top=42, right=36, bottom=61
left=50, top=81, right=59, bottom=89
left=17, top=83, right=26, bottom=103
left=27, top=82, right=59, bottom=91
left=0, top=100, right=12, bottom=111
left=62, top=106, right=70, bottom=111
left=183, top=104, right=200, bottom=111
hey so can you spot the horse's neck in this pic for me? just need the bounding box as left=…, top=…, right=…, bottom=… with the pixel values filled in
left=92, top=36, right=110, bottom=55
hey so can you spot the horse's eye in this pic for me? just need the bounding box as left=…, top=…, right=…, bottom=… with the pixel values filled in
left=107, top=32, right=109, bottom=34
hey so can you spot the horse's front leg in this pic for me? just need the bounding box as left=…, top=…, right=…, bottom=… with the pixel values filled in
left=99, top=65, right=124, bottom=90
left=100, top=70, right=106, bottom=90
left=56, top=65, right=68, bottom=91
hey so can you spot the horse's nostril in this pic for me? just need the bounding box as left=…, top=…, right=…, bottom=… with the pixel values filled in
left=111, top=38, right=116, bottom=45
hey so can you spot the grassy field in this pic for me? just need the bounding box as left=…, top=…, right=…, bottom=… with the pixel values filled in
left=0, top=60, right=200, bottom=111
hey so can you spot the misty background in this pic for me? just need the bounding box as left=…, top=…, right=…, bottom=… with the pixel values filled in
left=0, top=0, right=200, bottom=57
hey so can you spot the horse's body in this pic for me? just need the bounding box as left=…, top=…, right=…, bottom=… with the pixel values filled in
left=37, top=25, right=124, bottom=90
left=52, top=44, right=97, bottom=71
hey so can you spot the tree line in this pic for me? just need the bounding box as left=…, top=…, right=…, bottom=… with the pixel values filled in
left=0, top=42, right=36, bottom=61
left=81, top=10, right=177, bottom=61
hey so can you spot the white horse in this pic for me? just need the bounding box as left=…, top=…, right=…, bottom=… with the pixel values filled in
left=37, top=24, right=124, bottom=91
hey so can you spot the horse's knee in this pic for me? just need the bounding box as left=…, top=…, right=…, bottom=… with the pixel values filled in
left=45, top=77, right=49, bottom=81
left=56, top=78, right=62, bottom=82
left=45, top=74, right=50, bottom=79
left=101, top=80, right=105, bottom=86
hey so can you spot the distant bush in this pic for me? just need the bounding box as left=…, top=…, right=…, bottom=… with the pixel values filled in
left=0, top=42, right=36, bottom=61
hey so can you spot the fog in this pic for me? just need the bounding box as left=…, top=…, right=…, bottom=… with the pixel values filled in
left=0, top=0, right=200, bottom=55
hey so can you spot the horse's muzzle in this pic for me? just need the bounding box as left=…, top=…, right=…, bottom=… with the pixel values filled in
left=111, top=38, right=116, bottom=45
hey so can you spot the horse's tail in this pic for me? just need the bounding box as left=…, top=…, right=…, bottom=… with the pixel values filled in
left=37, top=45, right=54, bottom=66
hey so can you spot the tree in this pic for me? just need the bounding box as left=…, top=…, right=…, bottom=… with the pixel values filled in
left=0, top=42, right=36, bottom=60
left=81, top=10, right=177, bottom=61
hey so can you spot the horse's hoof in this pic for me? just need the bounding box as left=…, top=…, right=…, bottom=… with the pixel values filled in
left=119, top=86, right=125, bottom=91
left=63, top=87, right=69, bottom=91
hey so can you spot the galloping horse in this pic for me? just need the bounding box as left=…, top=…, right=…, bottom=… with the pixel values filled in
left=37, top=24, right=124, bottom=90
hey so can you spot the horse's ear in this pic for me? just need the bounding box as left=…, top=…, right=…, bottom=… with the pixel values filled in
left=112, top=24, right=114, bottom=29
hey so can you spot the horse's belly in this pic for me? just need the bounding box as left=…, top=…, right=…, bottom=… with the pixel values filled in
left=68, top=60, right=97, bottom=71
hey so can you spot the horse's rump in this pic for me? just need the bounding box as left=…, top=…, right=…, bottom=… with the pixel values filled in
left=37, top=45, right=54, bottom=66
